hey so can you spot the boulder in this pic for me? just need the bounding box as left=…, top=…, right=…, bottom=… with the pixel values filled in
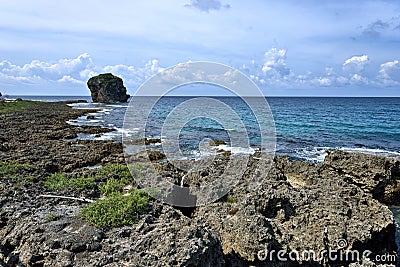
left=87, top=73, right=130, bottom=103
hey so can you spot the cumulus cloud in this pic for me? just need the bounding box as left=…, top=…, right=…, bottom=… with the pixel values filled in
left=185, top=0, right=230, bottom=12
left=311, top=68, right=349, bottom=87
left=0, top=53, right=167, bottom=94
left=342, top=55, right=369, bottom=73
left=58, top=75, right=84, bottom=84
left=1, top=52, right=399, bottom=95
left=242, top=48, right=295, bottom=87
left=254, top=47, right=291, bottom=82
left=0, top=54, right=166, bottom=94
left=103, top=59, right=164, bottom=87
left=378, top=60, right=400, bottom=86
left=350, top=74, right=369, bottom=85
left=0, top=53, right=92, bottom=84
left=261, top=48, right=291, bottom=78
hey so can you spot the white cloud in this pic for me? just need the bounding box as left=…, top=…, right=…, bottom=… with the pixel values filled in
left=0, top=53, right=92, bottom=83
left=261, top=48, right=291, bottom=78
left=342, top=55, right=369, bottom=73
left=102, top=59, right=164, bottom=88
left=350, top=74, right=369, bottom=85
left=0, top=54, right=166, bottom=94
left=311, top=75, right=349, bottom=87
left=58, top=75, right=84, bottom=84
left=315, top=77, right=333, bottom=87
left=185, top=0, right=230, bottom=12
left=1, top=52, right=399, bottom=95
left=377, top=60, right=400, bottom=86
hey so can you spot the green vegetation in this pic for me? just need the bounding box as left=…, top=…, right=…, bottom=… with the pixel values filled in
left=97, top=163, right=151, bottom=196
left=41, top=163, right=152, bottom=227
left=99, top=178, right=127, bottom=197
left=227, top=196, right=237, bottom=203
left=97, top=164, right=132, bottom=180
left=0, top=160, right=36, bottom=181
left=43, top=164, right=145, bottom=194
left=0, top=99, right=42, bottom=113
left=127, top=163, right=148, bottom=180
left=45, top=212, right=58, bottom=222
left=78, top=190, right=149, bottom=227
left=97, top=164, right=136, bottom=196
left=44, top=173, right=95, bottom=191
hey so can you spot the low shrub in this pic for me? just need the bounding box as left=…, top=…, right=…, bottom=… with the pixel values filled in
left=0, top=161, right=36, bottom=181
left=99, top=178, right=127, bottom=197
left=97, top=164, right=132, bottom=180
left=45, top=213, right=58, bottom=222
left=44, top=173, right=95, bottom=191
left=78, top=190, right=149, bottom=227
left=227, top=196, right=237, bottom=203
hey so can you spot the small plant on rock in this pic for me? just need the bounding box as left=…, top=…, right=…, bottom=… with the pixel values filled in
left=44, top=173, right=95, bottom=191
left=78, top=190, right=150, bottom=227
left=0, top=161, right=36, bottom=181
left=45, top=213, right=58, bottom=222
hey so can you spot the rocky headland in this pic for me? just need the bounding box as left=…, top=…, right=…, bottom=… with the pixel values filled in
left=87, top=73, right=130, bottom=103
left=0, top=101, right=399, bottom=266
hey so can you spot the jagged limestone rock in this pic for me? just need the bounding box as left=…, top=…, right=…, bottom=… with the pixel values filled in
left=87, top=73, right=130, bottom=103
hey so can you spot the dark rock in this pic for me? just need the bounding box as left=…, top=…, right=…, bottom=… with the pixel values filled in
left=209, top=139, right=226, bottom=146
left=145, top=138, right=162, bottom=145
left=87, top=73, right=130, bottom=103
left=125, top=138, right=162, bottom=146
left=148, top=151, right=166, bottom=161
left=321, top=150, right=400, bottom=205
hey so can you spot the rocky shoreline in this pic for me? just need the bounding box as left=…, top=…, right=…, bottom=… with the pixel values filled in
left=0, top=102, right=399, bottom=266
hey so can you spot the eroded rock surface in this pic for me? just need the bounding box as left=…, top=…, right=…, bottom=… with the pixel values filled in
left=87, top=73, right=130, bottom=103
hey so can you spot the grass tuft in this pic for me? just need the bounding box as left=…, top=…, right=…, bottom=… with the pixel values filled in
left=99, top=178, right=127, bottom=197
left=44, top=173, right=95, bottom=191
left=45, top=212, right=58, bottom=222
left=227, top=197, right=237, bottom=203
left=0, top=99, right=43, bottom=113
left=0, top=161, right=36, bottom=181
left=78, top=190, right=149, bottom=227
left=97, top=164, right=132, bottom=180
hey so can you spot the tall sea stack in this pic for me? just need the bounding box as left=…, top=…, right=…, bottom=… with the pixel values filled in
left=87, top=73, right=130, bottom=103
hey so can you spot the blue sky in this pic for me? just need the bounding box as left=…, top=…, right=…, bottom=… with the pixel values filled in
left=0, top=0, right=399, bottom=96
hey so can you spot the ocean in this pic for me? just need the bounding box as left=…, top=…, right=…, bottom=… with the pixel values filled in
left=11, top=95, right=400, bottom=162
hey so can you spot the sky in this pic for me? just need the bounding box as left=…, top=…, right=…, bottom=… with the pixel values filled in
left=0, top=0, right=400, bottom=96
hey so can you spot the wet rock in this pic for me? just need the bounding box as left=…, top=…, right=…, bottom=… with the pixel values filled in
left=87, top=73, right=130, bottom=103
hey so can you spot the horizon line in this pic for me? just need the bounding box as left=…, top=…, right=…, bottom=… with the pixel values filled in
left=6, top=94, right=400, bottom=98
